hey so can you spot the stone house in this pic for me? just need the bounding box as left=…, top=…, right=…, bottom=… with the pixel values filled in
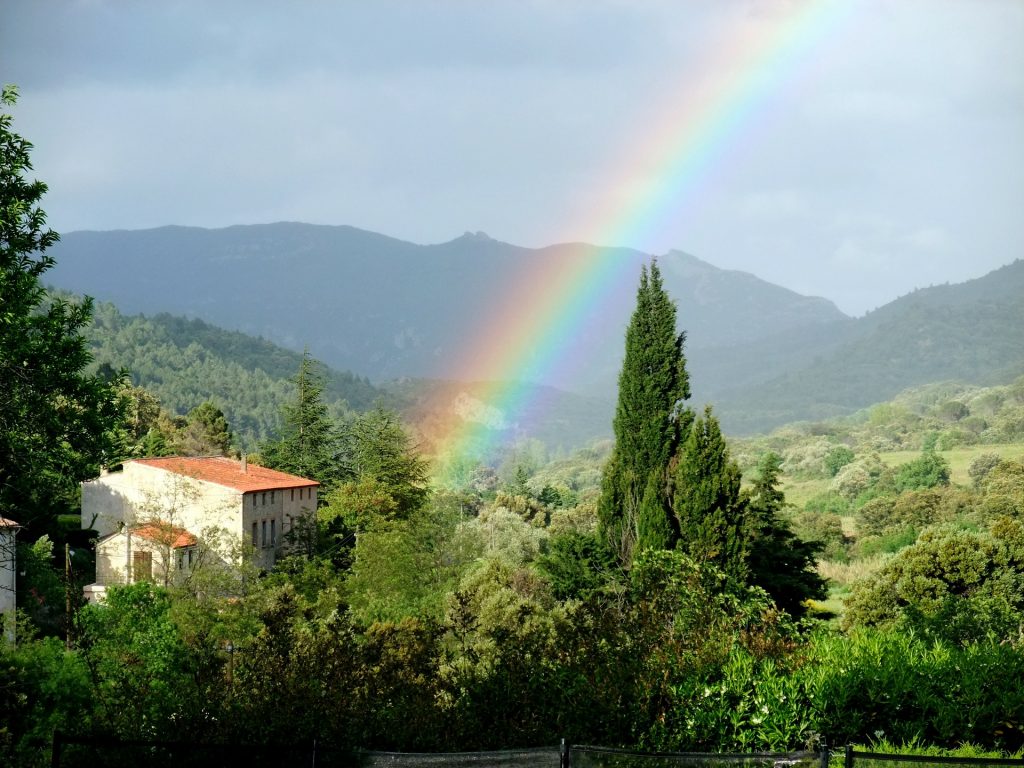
left=1, top=517, right=20, bottom=643
left=81, top=457, right=318, bottom=601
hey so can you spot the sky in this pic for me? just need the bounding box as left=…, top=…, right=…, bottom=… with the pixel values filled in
left=2, top=0, right=1022, bottom=317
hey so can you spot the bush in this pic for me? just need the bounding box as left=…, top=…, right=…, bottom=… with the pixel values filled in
left=843, top=521, right=1024, bottom=644
left=824, top=446, right=856, bottom=477
left=893, top=450, right=950, bottom=492
left=969, top=453, right=1004, bottom=487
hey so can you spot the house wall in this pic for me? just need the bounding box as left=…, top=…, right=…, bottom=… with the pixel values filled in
left=1, top=528, right=16, bottom=644
left=242, top=486, right=317, bottom=569
left=83, top=462, right=317, bottom=573
left=95, top=532, right=129, bottom=586
left=96, top=531, right=200, bottom=587
left=83, top=463, right=243, bottom=547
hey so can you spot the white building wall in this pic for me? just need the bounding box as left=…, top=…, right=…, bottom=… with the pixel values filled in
left=83, top=462, right=317, bottom=574
left=83, top=463, right=244, bottom=561
left=1, top=527, right=17, bottom=644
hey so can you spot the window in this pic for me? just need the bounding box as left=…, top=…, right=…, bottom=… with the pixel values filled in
left=271, top=490, right=275, bottom=504
left=178, top=553, right=185, bottom=570
left=252, top=494, right=256, bottom=509
left=271, top=519, right=276, bottom=546
left=252, top=521, right=257, bottom=546
left=261, top=520, right=267, bottom=547
left=290, top=489, right=294, bottom=502
left=133, top=551, right=153, bottom=583
left=187, top=548, right=193, bottom=566
left=262, top=492, right=266, bottom=505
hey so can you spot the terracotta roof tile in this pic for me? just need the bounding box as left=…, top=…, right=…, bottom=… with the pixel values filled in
left=133, top=523, right=198, bottom=549
left=0, top=517, right=20, bottom=528
left=131, top=457, right=319, bottom=493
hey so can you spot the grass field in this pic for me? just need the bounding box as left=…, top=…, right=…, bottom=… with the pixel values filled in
left=876, top=443, right=1024, bottom=485
left=781, top=443, right=1024, bottom=506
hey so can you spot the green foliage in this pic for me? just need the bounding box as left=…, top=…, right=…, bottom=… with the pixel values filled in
left=320, top=405, right=430, bottom=552
left=824, top=445, right=856, bottom=476
left=537, top=529, right=617, bottom=601
left=344, top=496, right=472, bottom=625
left=599, top=260, right=692, bottom=563
left=260, top=350, right=341, bottom=490
left=0, top=635, right=92, bottom=766
left=894, top=447, right=950, bottom=492
left=969, top=452, right=1004, bottom=487
left=745, top=452, right=826, bottom=618
left=673, top=407, right=747, bottom=581
left=0, top=86, right=123, bottom=531
left=14, top=536, right=66, bottom=637
left=339, top=405, right=428, bottom=518
left=977, top=458, right=1024, bottom=519
left=790, top=508, right=848, bottom=562
left=857, top=488, right=956, bottom=538
left=75, top=582, right=224, bottom=739
left=180, top=401, right=233, bottom=455
left=844, top=520, right=1024, bottom=644
left=803, top=630, right=1024, bottom=750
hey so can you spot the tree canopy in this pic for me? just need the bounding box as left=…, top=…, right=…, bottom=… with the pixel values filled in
left=0, top=85, right=122, bottom=531
left=598, top=261, right=692, bottom=562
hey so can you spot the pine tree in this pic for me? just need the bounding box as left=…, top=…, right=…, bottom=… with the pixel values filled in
left=598, top=260, right=692, bottom=563
left=672, top=406, right=747, bottom=582
left=261, top=350, right=339, bottom=492
left=745, top=451, right=826, bottom=617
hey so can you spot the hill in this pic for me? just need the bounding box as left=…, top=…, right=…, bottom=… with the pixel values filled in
left=45, top=224, right=1023, bottom=436
left=77, top=296, right=612, bottom=453
left=717, top=260, right=1024, bottom=432
left=82, top=299, right=383, bottom=448
left=45, top=223, right=848, bottom=399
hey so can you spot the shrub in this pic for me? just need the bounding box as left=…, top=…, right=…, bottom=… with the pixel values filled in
left=843, top=521, right=1024, bottom=644
left=824, top=446, right=856, bottom=477
left=969, top=453, right=1004, bottom=487
left=893, top=449, right=950, bottom=492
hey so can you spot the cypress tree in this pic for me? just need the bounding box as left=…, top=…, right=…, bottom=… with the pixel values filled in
left=672, top=406, right=747, bottom=582
left=598, top=260, right=692, bottom=563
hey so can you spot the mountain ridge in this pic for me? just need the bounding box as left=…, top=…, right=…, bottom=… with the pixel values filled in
left=44, top=222, right=1021, bottom=436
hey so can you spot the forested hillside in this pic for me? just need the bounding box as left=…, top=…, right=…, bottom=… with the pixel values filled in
left=45, top=225, right=1024, bottom=435
left=44, top=223, right=848, bottom=401
left=81, top=297, right=383, bottom=448
left=717, top=260, right=1024, bottom=432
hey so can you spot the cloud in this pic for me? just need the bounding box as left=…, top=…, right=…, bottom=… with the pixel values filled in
left=901, top=227, right=952, bottom=254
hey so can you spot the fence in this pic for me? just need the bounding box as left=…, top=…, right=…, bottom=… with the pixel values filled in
left=48, top=734, right=1024, bottom=768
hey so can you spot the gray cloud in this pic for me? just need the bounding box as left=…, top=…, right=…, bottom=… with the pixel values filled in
left=2, top=0, right=1021, bottom=316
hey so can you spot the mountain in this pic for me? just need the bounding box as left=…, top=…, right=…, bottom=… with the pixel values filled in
left=45, top=223, right=847, bottom=397
left=81, top=298, right=384, bottom=448
left=44, top=223, right=1023, bottom=437
left=716, top=260, right=1024, bottom=432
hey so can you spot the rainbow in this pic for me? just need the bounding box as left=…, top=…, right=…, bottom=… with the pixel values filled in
left=428, top=1, right=853, bottom=484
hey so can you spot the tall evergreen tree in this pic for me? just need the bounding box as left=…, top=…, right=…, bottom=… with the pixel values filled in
left=598, top=260, right=692, bottom=563
left=745, top=451, right=826, bottom=617
left=261, top=350, right=339, bottom=492
left=672, top=406, right=747, bottom=582
left=338, top=405, right=429, bottom=519
left=0, top=86, right=123, bottom=530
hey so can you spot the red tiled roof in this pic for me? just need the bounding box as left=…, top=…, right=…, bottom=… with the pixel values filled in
left=0, top=517, right=20, bottom=528
left=131, top=457, right=319, bottom=493
left=133, top=523, right=197, bottom=549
